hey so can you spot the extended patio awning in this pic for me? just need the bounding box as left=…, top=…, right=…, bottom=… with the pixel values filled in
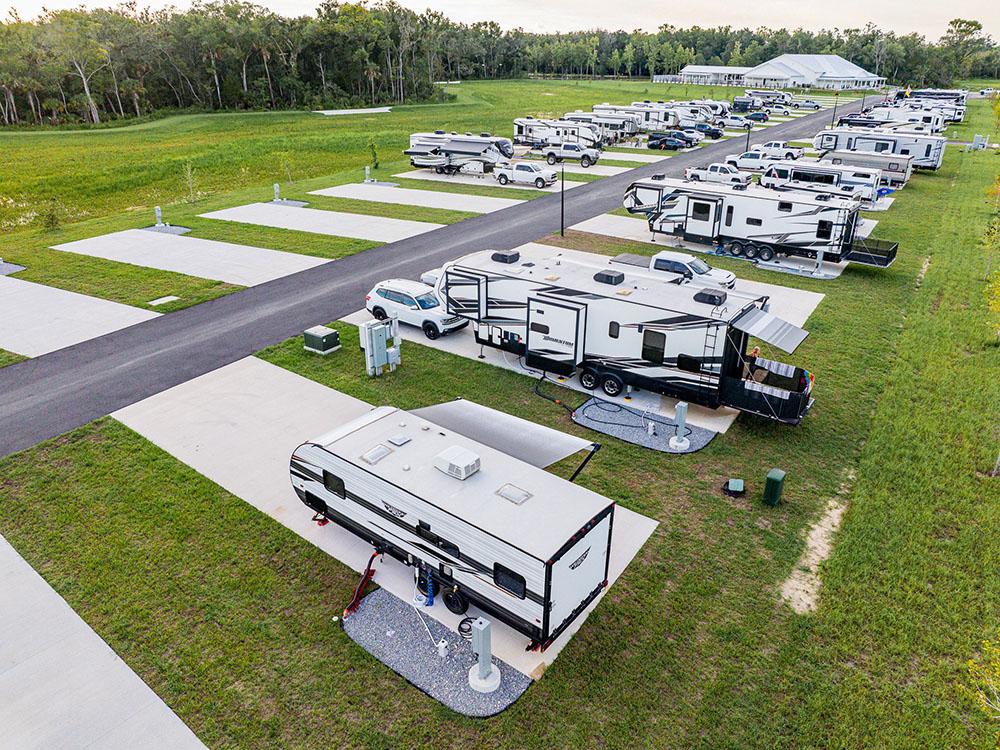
left=732, top=307, right=809, bottom=353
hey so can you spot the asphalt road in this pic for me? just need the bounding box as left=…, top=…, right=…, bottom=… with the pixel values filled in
left=0, top=104, right=857, bottom=459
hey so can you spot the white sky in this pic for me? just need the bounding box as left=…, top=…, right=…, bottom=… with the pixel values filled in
left=9, top=0, right=999, bottom=39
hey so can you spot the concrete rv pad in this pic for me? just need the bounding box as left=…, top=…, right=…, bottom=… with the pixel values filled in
left=570, top=213, right=849, bottom=279
left=0, top=535, right=206, bottom=750
left=113, top=357, right=657, bottom=679
left=310, top=183, right=523, bottom=213
left=523, top=161, right=633, bottom=177
left=53, top=229, right=326, bottom=286
left=0, top=276, right=159, bottom=357
left=394, top=169, right=585, bottom=194
left=341, top=307, right=740, bottom=434
left=201, top=202, right=443, bottom=242
left=313, top=106, right=392, bottom=116
left=601, top=150, right=674, bottom=164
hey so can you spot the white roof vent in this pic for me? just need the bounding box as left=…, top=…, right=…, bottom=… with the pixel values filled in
left=361, top=444, right=392, bottom=465
left=433, top=445, right=481, bottom=480
left=496, top=483, right=532, bottom=505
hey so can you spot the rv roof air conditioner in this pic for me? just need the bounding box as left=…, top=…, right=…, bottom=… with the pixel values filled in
left=492, top=249, right=520, bottom=264
left=434, top=129, right=445, bottom=134
left=594, top=269, right=625, bottom=285
left=694, top=289, right=727, bottom=306
left=651, top=173, right=666, bottom=181
left=434, top=445, right=481, bottom=480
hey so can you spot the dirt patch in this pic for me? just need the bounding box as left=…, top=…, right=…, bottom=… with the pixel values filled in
left=917, top=255, right=931, bottom=285
left=779, top=498, right=848, bottom=614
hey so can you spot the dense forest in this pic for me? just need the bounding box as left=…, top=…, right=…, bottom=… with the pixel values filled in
left=0, top=2, right=996, bottom=126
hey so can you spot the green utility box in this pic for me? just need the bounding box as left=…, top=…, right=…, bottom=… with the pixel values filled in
left=763, top=468, right=785, bottom=507
left=303, top=325, right=341, bottom=355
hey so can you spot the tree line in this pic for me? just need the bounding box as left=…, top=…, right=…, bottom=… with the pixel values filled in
left=0, top=2, right=996, bottom=127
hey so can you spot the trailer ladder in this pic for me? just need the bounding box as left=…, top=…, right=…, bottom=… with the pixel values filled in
left=700, top=321, right=721, bottom=386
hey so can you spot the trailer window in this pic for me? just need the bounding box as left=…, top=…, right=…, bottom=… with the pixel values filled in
left=725, top=205, right=734, bottom=227
left=323, top=471, right=346, bottom=498
left=529, top=322, right=550, bottom=335
left=641, top=330, right=666, bottom=364
left=494, top=563, right=526, bottom=599
left=817, top=220, right=833, bottom=240
left=677, top=353, right=701, bottom=373
left=608, top=321, right=620, bottom=338
left=746, top=217, right=762, bottom=226
left=691, top=202, right=712, bottom=221
left=778, top=202, right=792, bottom=213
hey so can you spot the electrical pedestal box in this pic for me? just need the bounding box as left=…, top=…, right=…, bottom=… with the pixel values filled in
left=763, top=468, right=786, bottom=507
left=303, top=325, right=341, bottom=355
left=360, top=317, right=401, bottom=376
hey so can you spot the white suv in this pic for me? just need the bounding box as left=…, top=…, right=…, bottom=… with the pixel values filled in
left=365, top=279, right=467, bottom=339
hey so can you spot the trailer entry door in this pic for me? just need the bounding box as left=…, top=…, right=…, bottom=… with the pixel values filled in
left=525, top=296, right=586, bottom=376
left=684, top=197, right=722, bottom=241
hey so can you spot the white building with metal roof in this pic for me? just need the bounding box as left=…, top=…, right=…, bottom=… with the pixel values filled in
left=677, top=65, right=751, bottom=86
left=677, top=55, right=884, bottom=90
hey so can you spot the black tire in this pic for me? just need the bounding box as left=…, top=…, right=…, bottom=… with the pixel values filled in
left=793, top=103, right=800, bottom=109
left=581, top=156, right=591, bottom=168
left=497, top=174, right=508, bottom=185
left=758, top=246, right=775, bottom=262
left=435, top=166, right=444, bottom=174
left=371, top=306, right=387, bottom=321
left=744, top=244, right=760, bottom=259
left=535, top=178, right=545, bottom=189
left=443, top=589, right=469, bottom=615
left=601, top=374, right=624, bottom=398
left=422, top=322, right=440, bottom=340
left=727, top=241, right=745, bottom=256
left=580, top=369, right=599, bottom=389
left=785, top=153, right=795, bottom=160
left=547, top=154, right=557, bottom=165
left=690, top=173, right=700, bottom=181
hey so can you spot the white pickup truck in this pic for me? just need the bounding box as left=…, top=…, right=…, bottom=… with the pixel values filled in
left=495, top=161, right=557, bottom=189
left=537, top=142, right=601, bottom=167
left=724, top=150, right=781, bottom=171
left=756, top=140, right=804, bottom=160
left=610, top=250, right=736, bottom=289
left=684, top=162, right=753, bottom=186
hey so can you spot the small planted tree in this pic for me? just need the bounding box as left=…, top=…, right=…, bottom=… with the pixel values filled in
left=183, top=161, right=196, bottom=204
left=368, top=135, right=379, bottom=170
left=40, top=198, right=64, bottom=231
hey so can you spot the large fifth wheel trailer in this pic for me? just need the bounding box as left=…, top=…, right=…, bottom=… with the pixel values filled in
left=623, top=176, right=898, bottom=267
left=563, top=110, right=641, bottom=143
left=592, top=103, right=679, bottom=132
left=818, top=149, right=913, bottom=187
left=291, top=405, right=614, bottom=649
left=436, top=245, right=815, bottom=424
left=513, top=117, right=602, bottom=149
left=812, top=127, right=946, bottom=169
left=862, top=106, right=945, bottom=132
left=759, top=161, right=882, bottom=203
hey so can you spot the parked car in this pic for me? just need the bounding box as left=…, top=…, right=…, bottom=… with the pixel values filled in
left=365, top=279, right=467, bottom=340
left=756, top=140, right=804, bottom=160
left=684, top=162, right=753, bottom=186
left=793, top=99, right=821, bottom=110
left=724, top=150, right=780, bottom=171
left=538, top=142, right=601, bottom=167
left=746, top=111, right=770, bottom=123
left=647, top=135, right=686, bottom=151
left=763, top=104, right=791, bottom=116
left=495, top=161, right=557, bottom=188
left=652, top=129, right=699, bottom=146
left=721, top=114, right=750, bottom=128
left=688, top=122, right=724, bottom=139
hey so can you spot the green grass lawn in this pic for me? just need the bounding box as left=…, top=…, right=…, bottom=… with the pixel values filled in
left=0, top=349, right=27, bottom=368
left=1, top=98, right=997, bottom=748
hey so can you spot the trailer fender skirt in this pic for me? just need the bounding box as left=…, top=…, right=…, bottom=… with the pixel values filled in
left=344, top=549, right=380, bottom=618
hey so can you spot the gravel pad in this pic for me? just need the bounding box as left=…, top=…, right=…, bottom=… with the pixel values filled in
left=343, top=588, right=531, bottom=717
left=0, top=261, right=26, bottom=276
left=572, top=397, right=716, bottom=453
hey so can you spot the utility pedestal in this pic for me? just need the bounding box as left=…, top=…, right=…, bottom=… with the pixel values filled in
left=468, top=618, right=501, bottom=693
left=668, top=401, right=691, bottom=451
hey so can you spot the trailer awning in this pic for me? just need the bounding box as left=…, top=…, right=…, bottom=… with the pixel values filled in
left=732, top=307, right=809, bottom=353
left=411, top=398, right=595, bottom=469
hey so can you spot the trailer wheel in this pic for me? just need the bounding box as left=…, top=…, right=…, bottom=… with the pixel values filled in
left=579, top=369, right=599, bottom=389
left=600, top=374, right=624, bottom=398
left=744, top=244, right=760, bottom=259
left=372, top=306, right=387, bottom=321
left=443, top=589, right=469, bottom=615
left=422, top=322, right=440, bottom=340
left=547, top=154, right=557, bottom=165
left=581, top=155, right=591, bottom=168
left=535, top=178, right=546, bottom=189
left=498, top=174, right=509, bottom=185
left=758, top=246, right=775, bottom=262
left=435, top=166, right=445, bottom=174
left=727, top=241, right=745, bottom=256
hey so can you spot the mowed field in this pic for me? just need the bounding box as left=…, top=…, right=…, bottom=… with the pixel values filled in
left=0, top=83, right=997, bottom=748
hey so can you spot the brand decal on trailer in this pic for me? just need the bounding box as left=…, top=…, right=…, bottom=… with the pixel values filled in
left=382, top=501, right=406, bottom=518
left=569, top=547, right=591, bottom=570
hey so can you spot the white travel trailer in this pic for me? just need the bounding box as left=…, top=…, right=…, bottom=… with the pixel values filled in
left=593, top=103, right=679, bottom=131
left=818, top=150, right=913, bottom=187
left=812, top=127, right=946, bottom=169
left=759, top=161, right=882, bottom=203
left=563, top=110, right=640, bottom=143
left=899, top=99, right=965, bottom=122
left=436, top=245, right=815, bottom=424
left=632, top=100, right=711, bottom=125
left=405, top=136, right=510, bottom=174
left=745, top=89, right=794, bottom=105
left=623, top=176, right=898, bottom=267
left=893, top=88, right=968, bottom=104
left=863, top=106, right=945, bottom=132
left=513, top=117, right=602, bottom=149
left=290, top=405, right=614, bottom=649
left=409, top=131, right=514, bottom=159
